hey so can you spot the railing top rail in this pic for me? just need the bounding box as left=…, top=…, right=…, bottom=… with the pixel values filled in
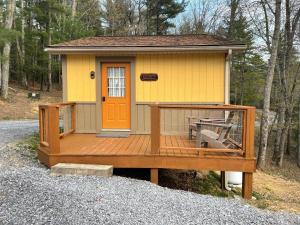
left=39, top=102, right=76, bottom=108
left=149, top=104, right=256, bottom=110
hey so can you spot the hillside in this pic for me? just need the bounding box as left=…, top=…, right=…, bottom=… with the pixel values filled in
left=0, top=85, right=62, bottom=120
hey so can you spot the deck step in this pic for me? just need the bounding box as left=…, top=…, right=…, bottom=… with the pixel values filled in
left=51, top=163, right=113, bottom=177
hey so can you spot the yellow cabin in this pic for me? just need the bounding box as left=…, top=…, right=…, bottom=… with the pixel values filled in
left=45, top=35, right=245, bottom=134
left=39, top=35, right=256, bottom=199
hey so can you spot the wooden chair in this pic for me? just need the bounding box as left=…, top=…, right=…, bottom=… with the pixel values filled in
left=188, top=111, right=241, bottom=149
left=188, top=117, right=225, bottom=140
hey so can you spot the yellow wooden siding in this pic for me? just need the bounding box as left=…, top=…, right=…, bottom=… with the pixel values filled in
left=67, top=55, right=96, bottom=101
left=135, top=53, right=225, bottom=103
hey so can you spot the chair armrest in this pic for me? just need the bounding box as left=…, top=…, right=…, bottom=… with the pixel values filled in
left=187, top=116, right=197, bottom=125
left=199, top=118, right=225, bottom=123
left=195, top=122, right=232, bottom=128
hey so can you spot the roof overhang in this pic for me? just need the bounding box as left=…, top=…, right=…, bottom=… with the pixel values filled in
left=45, top=45, right=246, bottom=54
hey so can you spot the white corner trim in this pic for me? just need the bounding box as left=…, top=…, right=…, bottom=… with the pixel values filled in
left=225, top=49, right=232, bottom=104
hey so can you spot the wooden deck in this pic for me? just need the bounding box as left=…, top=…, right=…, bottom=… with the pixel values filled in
left=38, top=103, right=256, bottom=199
left=60, top=134, right=197, bottom=156
left=39, top=133, right=255, bottom=174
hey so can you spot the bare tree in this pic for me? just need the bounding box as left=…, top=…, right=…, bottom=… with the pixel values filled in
left=298, top=95, right=300, bottom=167
left=272, top=0, right=300, bottom=166
left=0, top=2, right=3, bottom=90
left=178, top=0, right=225, bottom=34
left=16, top=0, right=27, bottom=88
left=72, top=0, right=77, bottom=19
left=47, top=5, right=52, bottom=92
left=1, top=0, right=16, bottom=99
left=257, top=0, right=282, bottom=169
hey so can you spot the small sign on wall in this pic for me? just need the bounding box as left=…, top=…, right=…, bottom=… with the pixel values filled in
left=140, top=73, right=158, bottom=81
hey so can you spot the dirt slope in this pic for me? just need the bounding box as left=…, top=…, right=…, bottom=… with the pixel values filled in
left=0, top=85, right=62, bottom=120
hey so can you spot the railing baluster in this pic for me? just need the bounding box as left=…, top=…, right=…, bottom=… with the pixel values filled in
left=71, top=103, right=76, bottom=131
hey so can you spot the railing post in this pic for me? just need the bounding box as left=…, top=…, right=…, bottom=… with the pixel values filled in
left=38, top=107, right=44, bottom=143
left=48, top=105, right=60, bottom=154
left=242, top=106, right=256, bottom=199
left=151, top=104, right=160, bottom=154
left=244, top=107, right=256, bottom=159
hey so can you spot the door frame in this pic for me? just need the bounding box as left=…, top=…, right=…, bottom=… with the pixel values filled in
left=95, top=57, right=136, bottom=135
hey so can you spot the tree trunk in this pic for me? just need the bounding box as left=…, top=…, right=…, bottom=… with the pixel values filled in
left=228, top=0, right=240, bottom=37
left=273, top=105, right=285, bottom=161
left=47, top=4, right=52, bottom=92
left=286, top=127, right=291, bottom=155
left=257, top=0, right=282, bottom=169
left=277, top=104, right=296, bottom=166
left=1, top=0, right=16, bottom=99
left=0, top=52, right=2, bottom=90
left=1, top=43, right=12, bottom=98
left=277, top=116, right=290, bottom=167
left=20, top=0, right=27, bottom=88
left=298, top=96, right=300, bottom=167
left=72, top=0, right=77, bottom=19
left=40, top=73, right=44, bottom=91
left=0, top=3, right=2, bottom=90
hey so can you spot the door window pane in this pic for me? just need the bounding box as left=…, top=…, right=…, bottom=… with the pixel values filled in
left=107, top=67, right=125, bottom=97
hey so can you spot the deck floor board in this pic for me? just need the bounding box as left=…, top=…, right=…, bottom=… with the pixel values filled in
left=59, top=134, right=196, bottom=156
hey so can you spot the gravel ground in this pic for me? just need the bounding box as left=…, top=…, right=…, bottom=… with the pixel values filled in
left=0, top=121, right=300, bottom=225
left=0, top=120, right=38, bottom=147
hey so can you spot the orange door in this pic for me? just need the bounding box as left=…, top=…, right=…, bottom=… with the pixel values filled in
left=102, top=63, right=131, bottom=129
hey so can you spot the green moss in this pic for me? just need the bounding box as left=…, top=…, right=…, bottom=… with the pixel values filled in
left=252, top=191, right=264, bottom=200
left=193, top=171, right=234, bottom=198
left=159, top=170, right=235, bottom=198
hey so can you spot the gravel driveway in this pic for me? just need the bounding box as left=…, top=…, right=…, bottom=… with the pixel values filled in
left=0, top=121, right=299, bottom=225
left=0, top=120, right=38, bottom=147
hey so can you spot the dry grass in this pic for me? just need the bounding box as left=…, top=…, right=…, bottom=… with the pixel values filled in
left=252, top=171, right=300, bottom=213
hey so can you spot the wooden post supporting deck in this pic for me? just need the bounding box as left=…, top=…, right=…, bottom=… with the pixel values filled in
left=220, top=171, right=226, bottom=190
left=150, top=169, right=159, bottom=184
left=242, top=172, right=253, bottom=199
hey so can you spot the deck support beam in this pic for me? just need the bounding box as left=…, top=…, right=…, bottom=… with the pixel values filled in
left=150, top=168, right=159, bottom=184
left=242, top=172, right=253, bottom=199
left=220, top=171, right=226, bottom=190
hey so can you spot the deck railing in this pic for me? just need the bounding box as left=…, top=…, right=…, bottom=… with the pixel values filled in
left=38, top=102, right=255, bottom=159
left=39, top=102, right=76, bottom=153
left=150, top=104, right=256, bottom=159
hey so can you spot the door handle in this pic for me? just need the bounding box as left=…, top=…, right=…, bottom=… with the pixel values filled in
left=102, top=96, right=106, bottom=102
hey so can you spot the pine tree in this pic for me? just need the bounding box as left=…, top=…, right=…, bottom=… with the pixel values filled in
left=145, top=0, right=187, bottom=35
left=224, top=3, right=266, bottom=106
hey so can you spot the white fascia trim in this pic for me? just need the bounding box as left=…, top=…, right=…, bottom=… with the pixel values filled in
left=44, top=45, right=246, bottom=53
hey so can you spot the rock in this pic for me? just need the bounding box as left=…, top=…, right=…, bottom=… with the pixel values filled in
left=51, top=163, right=113, bottom=177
